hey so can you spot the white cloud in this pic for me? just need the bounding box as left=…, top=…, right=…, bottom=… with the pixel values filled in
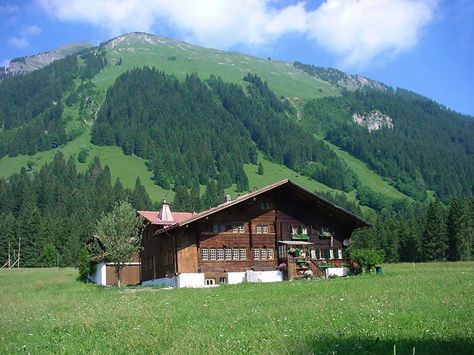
left=37, top=0, right=438, bottom=68
left=8, top=25, right=42, bottom=49
left=0, top=4, right=19, bottom=14
left=9, top=37, right=29, bottom=49
left=22, top=25, right=42, bottom=36
left=307, top=0, right=438, bottom=68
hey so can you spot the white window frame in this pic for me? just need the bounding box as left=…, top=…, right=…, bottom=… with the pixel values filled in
left=262, top=225, right=269, bottom=233
left=238, top=224, right=244, bottom=233
left=201, top=248, right=209, bottom=260
left=205, top=279, right=215, bottom=286
left=233, top=248, right=240, bottom=260
left=261, top=248, right=267, bottom=259
left=232, top=225, right=239, bottom=233
left=217, top=248, right=224, bottom=260
left=253, top=248, right=260, bottom=260
left=210, top=248, right=217, bottom=260
left=268, top=248, right=274, bottom=260
left=240, top=248, right=247, bottom=260
left=225, top=248, right=232, bottom=260
left=256, top=225, right=262, bottom=234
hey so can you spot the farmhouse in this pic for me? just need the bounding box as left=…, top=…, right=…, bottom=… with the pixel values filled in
left=138, top=179, right=369, bottom=288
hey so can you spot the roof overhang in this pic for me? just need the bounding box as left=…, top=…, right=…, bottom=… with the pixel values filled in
left=154, top=179, right=370, bottom=235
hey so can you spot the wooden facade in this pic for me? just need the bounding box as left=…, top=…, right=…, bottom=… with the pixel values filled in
left=139, top=180, right=369, bottom=286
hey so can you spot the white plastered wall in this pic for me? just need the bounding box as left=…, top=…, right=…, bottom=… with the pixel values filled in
left=177, top=273, right=205, bottom=288
left=88, top=262, right=107, bottom=286
left=326, top=267, right=349, bottom=277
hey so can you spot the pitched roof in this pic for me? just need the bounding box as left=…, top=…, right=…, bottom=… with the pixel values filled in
left=137, top=211, right=195, bottom=225
left=153, top=179, right=369, bottom=235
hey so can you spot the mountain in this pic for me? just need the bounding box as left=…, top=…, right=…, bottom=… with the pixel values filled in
left=0, top=42, right=91, bottom=79
left=0, top=32, right=472, bottom=209
left=1, top=32, right=473, bottom=267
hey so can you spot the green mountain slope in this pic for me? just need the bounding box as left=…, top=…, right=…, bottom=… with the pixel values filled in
left=2, top=31, right=469, bottom=210
left=93, top=33, right=338, bottom=99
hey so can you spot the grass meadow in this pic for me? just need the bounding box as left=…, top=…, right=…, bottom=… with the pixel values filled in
left=0, top=262, right=473, bottom=354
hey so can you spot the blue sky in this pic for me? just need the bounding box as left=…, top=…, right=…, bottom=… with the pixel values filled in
left=1, top=0, right=473, bottom=116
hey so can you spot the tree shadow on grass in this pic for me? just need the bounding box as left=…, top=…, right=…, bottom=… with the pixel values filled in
left=294, top=335, right=474, bottom=354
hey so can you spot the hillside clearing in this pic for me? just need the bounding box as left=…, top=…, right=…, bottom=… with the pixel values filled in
left=0, top=262, right=472, bottom=354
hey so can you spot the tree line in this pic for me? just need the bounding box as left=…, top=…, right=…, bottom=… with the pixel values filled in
left=302, top=89, right=474, bottom=202
left=0, top=153, right=153, bottom=267
left=353, top=197, right=474, bottom=262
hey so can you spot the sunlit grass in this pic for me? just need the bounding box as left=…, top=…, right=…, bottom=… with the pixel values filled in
left=1, top=262, right=472, bottom=354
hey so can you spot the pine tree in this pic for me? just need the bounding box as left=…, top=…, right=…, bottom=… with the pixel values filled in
left=421, top=200, right=448, bottom=261
left=189, top=185, right=201, bottom=212
left=173, top=185, right=190, bottom=212
left=447, top=197, right=472, bottom=261
left=257, top=161, right=264, bottom=175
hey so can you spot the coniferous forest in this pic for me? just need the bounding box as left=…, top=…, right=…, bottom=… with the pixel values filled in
left=0, top=40, right=473, bottom=266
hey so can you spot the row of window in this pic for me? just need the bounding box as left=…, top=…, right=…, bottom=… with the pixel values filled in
left=253, top=247, right=274, bottom=260
left=213, top=224, right=245, bottom=233
left=313, top=248, right=349, bottom=260
left=255, top=225, right=270, bottom=234
left=201, top=248, right=247, bottom=261
left=201, top=247, right=276, bottom=261
left=211, top=224, right=272, bottom=234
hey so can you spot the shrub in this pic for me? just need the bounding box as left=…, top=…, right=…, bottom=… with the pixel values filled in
left=78, top=148, right=89, bottom=163
left=78, top=246, right=93, bottom=281
left=351, top=248, right=385, bottom=273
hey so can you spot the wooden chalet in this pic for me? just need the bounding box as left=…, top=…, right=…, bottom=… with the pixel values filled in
left=138, top=179, right=369, bottom=288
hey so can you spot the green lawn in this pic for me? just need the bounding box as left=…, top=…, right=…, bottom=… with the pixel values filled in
left=1, top=262, right=472, bottom=354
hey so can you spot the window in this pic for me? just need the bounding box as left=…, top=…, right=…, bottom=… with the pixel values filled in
left=205, top=279, right=215, bottom=286
left=233, top=248, right=240, bottom=260
left=209, top=248, right=217, bottom=260
left=225, top=248, right=232, bottom=260
left=256, top=225, right=269, bottom=234
left=254, top=248, right=260, bottom=260
left=238, top=224, right=244, bottom=233
left=217, top=248, right=224, bottom=260
left=201, top=248, right=209, bottom=260
left=268, top=248, right=274, bottom=260
left=279, top=245, right=287, bottom=258
left=219, top=277, right=226, bottom=284
left=232, top=225, right=239, bottom=233
left=261, top=248, right=268, bottom=259
left=332, top=248, right=339, bottom=259
left=316, top=248, right=321, bottom=259
left=260, top=201, right=272, bottom=210
left=212, top=224, right=227, bottom=233
left=240, top=248, right=247, bottom=260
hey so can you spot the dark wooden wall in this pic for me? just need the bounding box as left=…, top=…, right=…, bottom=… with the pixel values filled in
left=141, top=188, right=358, bottom=283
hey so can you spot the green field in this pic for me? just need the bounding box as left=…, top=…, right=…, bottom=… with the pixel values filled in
left=94, top=34, right=339, bottom=100
left=1, top=263, right=472, bottom=354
